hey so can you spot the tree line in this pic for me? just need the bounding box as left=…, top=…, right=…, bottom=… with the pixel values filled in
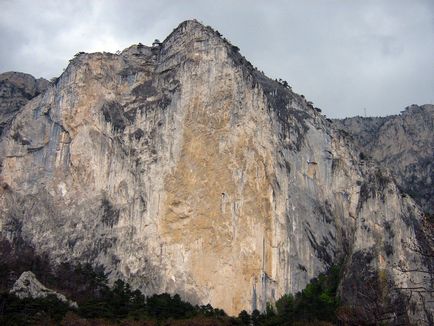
left=0, top=239, right=344, bottom=325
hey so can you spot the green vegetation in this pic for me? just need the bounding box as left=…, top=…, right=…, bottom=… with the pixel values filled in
left=0, top=240, right=343, bottom=325
left=237, top=265, right=341, bottom=326
left=0, top=293, right=70, bottom=325
left=0, top=279, right=232, bottom=325
left=0, top=267, right=234, bottom=325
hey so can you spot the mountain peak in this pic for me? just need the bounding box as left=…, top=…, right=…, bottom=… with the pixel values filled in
left=177, top=19, right=207, bottom=30
left=162, top=19, right=219, bottom=45
left=0, top=19, right=432, bottom=324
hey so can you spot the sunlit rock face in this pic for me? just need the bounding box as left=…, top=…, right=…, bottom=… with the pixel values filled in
left=0, top=20, right=432, bottom=323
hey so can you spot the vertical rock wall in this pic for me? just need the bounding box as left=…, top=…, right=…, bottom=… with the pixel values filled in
left=0, top=20, right=432, bottom=322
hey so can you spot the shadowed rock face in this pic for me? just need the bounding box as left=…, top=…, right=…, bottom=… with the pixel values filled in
left=0, top=20, right=432, bottom=323
left=334, top=104, right=434, bottom=215
left=0, top=72, right=49, bottom=136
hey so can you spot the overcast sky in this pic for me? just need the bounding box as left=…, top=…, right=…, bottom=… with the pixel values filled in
left=1, top=0, right=433, bottom=118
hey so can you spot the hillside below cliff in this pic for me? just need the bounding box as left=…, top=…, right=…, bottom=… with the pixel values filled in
left=0, top=20, right=432, bottom=324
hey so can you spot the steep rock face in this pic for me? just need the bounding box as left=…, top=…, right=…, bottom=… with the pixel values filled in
left=0, top=20, right=432, bottom=323
left=334, top=105, right=434, bottom=215
left=0, top=72, right=49, bottom=136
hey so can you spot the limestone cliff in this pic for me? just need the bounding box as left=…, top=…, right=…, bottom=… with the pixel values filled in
left=0, top=72, right=49, bottom=136
left=0, top=20, right=432, bottom=324
left=334, top=104, right=434, bottom=215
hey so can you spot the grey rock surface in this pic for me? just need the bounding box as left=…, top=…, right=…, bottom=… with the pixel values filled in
left=0, top=71, right=49, bottom=136
left=11, top=271, right=77, bottom=308
left=334, top=104, right=434, bottom=215
left=0, top=20, right=432, bottom=323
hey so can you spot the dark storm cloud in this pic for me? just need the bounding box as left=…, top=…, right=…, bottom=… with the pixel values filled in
left=0, top=0, right=433, bottom=118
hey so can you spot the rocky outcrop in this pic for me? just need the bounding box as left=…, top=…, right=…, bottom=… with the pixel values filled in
left=11, top=271, right=77, bottom=308
left=0, top=72, right=49, bottom=136
left=334, top=104, right=434, bottom=215
left=0, top=20, right=432, bottom=324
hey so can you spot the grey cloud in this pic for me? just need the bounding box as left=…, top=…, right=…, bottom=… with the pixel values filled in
left=0, top=0, right=432, bottom=118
